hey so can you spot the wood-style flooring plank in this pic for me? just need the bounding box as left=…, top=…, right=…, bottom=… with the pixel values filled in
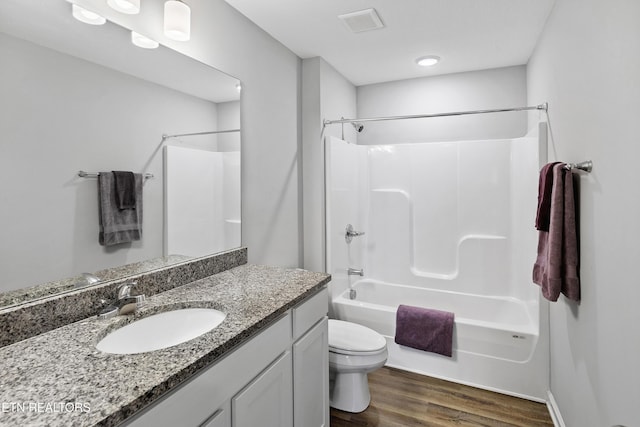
left=330, top=367, right=554, bottom=427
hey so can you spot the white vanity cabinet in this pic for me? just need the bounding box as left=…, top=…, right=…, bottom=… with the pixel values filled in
left=292, top=286, right=330, bottom=427
left=122, top=287, right=328, bottom=427
left=293, top=317, right=329, bottom=427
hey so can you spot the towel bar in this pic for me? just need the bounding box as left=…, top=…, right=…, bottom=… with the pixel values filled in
left=78, top=171, right=154, bottom=179
left=563, top=160, right=592, bottom=173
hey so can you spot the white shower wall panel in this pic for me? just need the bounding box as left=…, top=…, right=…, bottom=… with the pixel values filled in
left=509, top=135, right=541, bottom=303
left=325, top=138, right=368, bottom=305
left=365, top=140, right=515, bottom=296
left=457, top=140, right=510, bottom=238
left=407, top=143, right=459, bottom=274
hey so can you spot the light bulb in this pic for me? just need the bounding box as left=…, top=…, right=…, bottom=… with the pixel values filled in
left=164, top=1, right=191, bottom=41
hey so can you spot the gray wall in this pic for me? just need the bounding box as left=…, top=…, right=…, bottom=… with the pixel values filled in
left=527, top=0, right=640, bottom=425
left=357, top=66, right=529, bottom=144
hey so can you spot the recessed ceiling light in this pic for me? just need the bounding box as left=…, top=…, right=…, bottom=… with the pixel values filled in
left=416, top=56, right=440, bottom=67
left=71, top=4, right=106, bottom=25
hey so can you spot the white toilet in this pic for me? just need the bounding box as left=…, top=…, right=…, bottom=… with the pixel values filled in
left=328, top=319, right=388, bottom=413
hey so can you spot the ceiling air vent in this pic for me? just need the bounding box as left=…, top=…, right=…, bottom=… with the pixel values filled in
left=338, top=8, right=384, bottom=33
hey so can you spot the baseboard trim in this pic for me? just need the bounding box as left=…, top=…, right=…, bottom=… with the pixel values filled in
left=546, top=390, right=566, bottom=427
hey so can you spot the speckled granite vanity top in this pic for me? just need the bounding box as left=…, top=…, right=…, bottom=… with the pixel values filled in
left=0, top=264, right=330, bottom=427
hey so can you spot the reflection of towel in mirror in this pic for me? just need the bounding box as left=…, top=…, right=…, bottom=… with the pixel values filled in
left=113, top=171, right=136, bottom=209
left=98, top=172, right=143, bottom=246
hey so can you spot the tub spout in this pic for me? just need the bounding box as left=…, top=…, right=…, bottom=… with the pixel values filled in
left=348, top=268, right=364, bottom=276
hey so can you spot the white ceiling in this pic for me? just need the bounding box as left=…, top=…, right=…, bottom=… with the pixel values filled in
left=224, top=0, right=556, bottom=86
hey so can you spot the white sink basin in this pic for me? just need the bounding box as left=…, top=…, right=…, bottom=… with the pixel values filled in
left=96, top=308, right=226, bottom=354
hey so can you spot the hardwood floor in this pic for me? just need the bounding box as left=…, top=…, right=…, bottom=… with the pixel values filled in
left=330, top=367, right=554, bottom=427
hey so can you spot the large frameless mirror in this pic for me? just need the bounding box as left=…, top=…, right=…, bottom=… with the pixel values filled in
left=0, top=0, right=241, bottom=308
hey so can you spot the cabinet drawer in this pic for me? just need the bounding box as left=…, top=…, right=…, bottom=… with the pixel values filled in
left=292, top=287, right=328, bottom=340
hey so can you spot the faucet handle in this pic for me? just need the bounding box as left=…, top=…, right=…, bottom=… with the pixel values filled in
left=345, top=224, right=365, bottom=243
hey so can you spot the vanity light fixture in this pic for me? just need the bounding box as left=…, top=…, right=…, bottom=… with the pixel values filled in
left=164, top=0, right=191, bottom=41
left=71, top=4, right=106, bottom=25
left=131, top=31, right=159, bottom=49
left=416, top=55, right=441, bottom=67
left=107, top=0, right=140, bottom=15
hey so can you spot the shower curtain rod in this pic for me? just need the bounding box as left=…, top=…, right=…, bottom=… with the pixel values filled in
left=161, top=128, right=241, bottom=141
left=323, top=103, right=548, bottom=126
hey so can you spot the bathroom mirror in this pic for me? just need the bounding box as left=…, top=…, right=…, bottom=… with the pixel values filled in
left=0, top=0, right=241, bottom=307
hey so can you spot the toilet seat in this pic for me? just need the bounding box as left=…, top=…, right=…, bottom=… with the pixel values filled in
left=328, top=319, right=386, bottom=355
left=330, top=346, right=386, bottom=356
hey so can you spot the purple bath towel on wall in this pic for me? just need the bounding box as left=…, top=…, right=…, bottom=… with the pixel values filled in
left=394, top=304, right=454, bottom=357
left=532, top=163, right=580, bottom=302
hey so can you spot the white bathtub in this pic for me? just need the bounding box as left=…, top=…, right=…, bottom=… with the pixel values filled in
left=332, top=279, right=548, bottom=401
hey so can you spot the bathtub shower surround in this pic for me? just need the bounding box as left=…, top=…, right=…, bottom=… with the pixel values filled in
left=326, top=126, right=549, bottom=400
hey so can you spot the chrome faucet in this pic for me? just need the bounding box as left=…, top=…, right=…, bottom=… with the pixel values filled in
left=97, top=281, right=146, bottom=319
left=347, top=268, right=364, bottom=276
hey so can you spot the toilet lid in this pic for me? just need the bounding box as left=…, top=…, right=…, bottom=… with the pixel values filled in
left=328, top=319, right=386, bottom=353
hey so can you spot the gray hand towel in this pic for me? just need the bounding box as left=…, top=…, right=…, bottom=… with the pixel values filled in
left=98, top=172, right=143, bottom=246
left=113, top=171, right=137, bottom=210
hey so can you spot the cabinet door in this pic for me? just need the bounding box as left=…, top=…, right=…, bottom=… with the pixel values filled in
left=232, top=351, right=293, bottom=427
left=293, top=317, right=329, bottom=427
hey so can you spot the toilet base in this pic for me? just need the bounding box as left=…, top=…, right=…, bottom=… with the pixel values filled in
left=329, top=371, right=371, bottom=413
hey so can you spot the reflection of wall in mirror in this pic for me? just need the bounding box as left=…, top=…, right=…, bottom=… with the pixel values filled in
left=0, top=32, right=227, bottom=293
left=164, top=145, right=241, bottom=257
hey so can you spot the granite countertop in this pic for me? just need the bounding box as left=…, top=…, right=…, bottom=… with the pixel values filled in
left=0, top=264, right=330, bottom=427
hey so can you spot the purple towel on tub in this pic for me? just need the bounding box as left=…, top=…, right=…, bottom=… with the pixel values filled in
left=394, top=305, right=454, bottom=357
